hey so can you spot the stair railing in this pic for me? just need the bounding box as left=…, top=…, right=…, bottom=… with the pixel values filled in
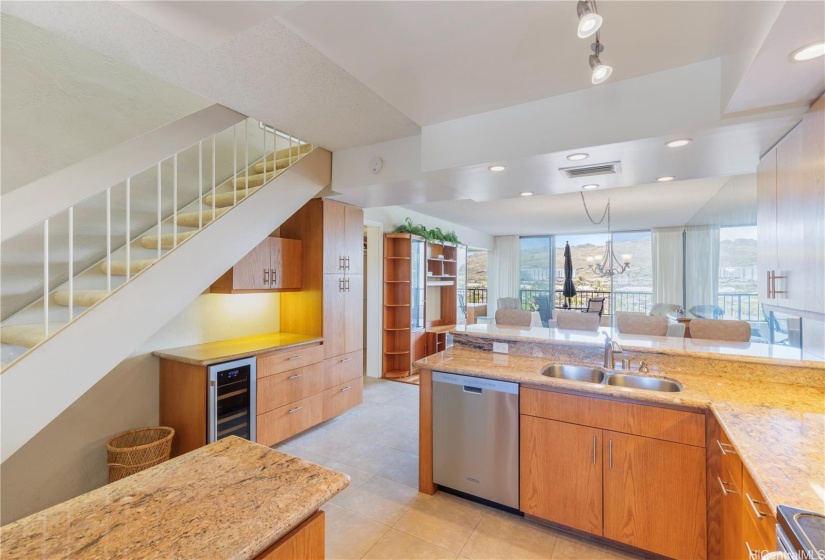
left=0, top=105, right=313, bottom=369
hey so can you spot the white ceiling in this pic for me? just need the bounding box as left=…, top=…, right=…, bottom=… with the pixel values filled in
left=279, top=1, right=784, bottom=125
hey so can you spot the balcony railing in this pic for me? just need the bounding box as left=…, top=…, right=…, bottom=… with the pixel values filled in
left=460, top=288, right=760, bottom=322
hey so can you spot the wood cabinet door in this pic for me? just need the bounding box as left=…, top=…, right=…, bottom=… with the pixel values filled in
left=344, top=204, right=364, bottom=274
left=323, top=200, right=347, bottom=274
left=520, top=416, right=603, bottom=535
left=270, top=238, right=302, bottom=290
left=344, top=274, right=364, bottom=354
left=323, top=274, right=347, bottom=358
left=756, top=147, right=778, bottom=305
left=233, top=238, right=271, bottom=290
left=802, top=96, right=825, bottom=314
left=775, top=124, right=806, bottom=311
left=603, top=431, right=707, bottom=560
left=719, top=464, right=744, bottom=560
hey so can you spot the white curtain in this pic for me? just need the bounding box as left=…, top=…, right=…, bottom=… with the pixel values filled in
left=488, top=236, right=521, bottom=310
left=652, top=227, right=684, bottom=307
left=685, top=225, right=720, bottom=313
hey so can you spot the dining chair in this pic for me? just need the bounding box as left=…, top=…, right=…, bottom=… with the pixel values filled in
left=497, top=297, right=520, bottom=310
left=616, top=313, right=669, bottom=336
left=555, top=310, right=600, bottom=332
left=689, top=318, right=751, bottom=342
left=585, top=297, right=605, bottom=317
left=495, top=309, right=532, bottom=327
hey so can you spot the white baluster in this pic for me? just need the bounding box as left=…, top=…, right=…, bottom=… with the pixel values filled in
left=106, top=186, right=111, bottom=292
left=198, top=141, right=203, bottom=230
left=67, top=207, right=74, bottom=320
left=173, top=153, right=178, bottom=248
left=212, top=135, right=216, bottom=221
left=233, top=124, right=237, bottom=206
left=43, top=219, right=49, bottom=338
left=126, top=178, right=131, bottom=281
left=262, top=121, right=267, bottom=184
left=157, top=162, right=162, bottom=259
left=245, top=119, right=249, bottom=196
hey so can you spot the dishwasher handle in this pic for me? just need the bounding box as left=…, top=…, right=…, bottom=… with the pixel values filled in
left=463, top=386, right=483, bottom=394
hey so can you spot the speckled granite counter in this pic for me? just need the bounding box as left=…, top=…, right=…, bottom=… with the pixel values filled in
left=0, top=437, right=349, bottom=560
left=415, top=346, right=825, bottom=515
left=153, top=332, right=323, bottom=366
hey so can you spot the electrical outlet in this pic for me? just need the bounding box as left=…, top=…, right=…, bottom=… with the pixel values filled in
left=492, top=342, right=509, bottom=354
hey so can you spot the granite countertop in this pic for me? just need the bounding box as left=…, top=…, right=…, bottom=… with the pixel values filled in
left=153, top=332, right=323, bottom=366
left=0, top=437, right=349, bottom=560
left=415, top=346, right=825, bottom=515
left=453, top=324, right=825, bottom=369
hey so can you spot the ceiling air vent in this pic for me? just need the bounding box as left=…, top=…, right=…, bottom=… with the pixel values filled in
left=559, top=161, right=622, bottom=179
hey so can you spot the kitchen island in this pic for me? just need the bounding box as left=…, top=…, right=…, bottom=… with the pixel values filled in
left=0, top=436, right=348, bottom=559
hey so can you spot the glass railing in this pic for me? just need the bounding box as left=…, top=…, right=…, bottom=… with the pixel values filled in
left=0, top=113, right=313, bottom=369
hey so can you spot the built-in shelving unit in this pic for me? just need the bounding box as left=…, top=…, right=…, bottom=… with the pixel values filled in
left=382, top=234, right=422, bottom=379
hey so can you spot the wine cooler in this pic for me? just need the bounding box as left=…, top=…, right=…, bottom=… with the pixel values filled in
left=207, top=357, right=256, bottom=443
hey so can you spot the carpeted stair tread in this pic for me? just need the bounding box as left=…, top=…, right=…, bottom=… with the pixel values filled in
left=253, top=157, right=291, bottom=174
left=53, top=289, right=108, bottom=308
left=0, top=323, right=66, bottom=348
left=231, top=168, right=286, bottom=190
left=270, top=143, right=313, bottom=162
left=101, top=259, right=157, bottom=276
left=140, top=230, right=198, bottom=250
left=176, top=207, right=229, bottom=228
left=204, top=188, right=259, bottom=208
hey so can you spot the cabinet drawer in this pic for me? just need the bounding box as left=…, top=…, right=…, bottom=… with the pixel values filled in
left=323, top=350, right=363, bottom=389
left=520, top=388, right=705, bottom=447
left=717, top=427, right=743, bottom=492
left=743, top=467, right=776, bottom=550
left=258, top=362, right=324, bottom=414
left=257, top=344, right=324, bottom=378
left=323, top=377, right=363, bottom=421
left=257, top=393, right=323, bottom=446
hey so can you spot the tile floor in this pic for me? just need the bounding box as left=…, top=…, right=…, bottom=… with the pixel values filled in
left=277, top=377, right=648, bottom=560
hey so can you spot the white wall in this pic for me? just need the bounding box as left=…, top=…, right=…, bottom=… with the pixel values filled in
left=0, top=292, right=281, bottom=524
left=0, top=14, right=211, bottom=195
left=363, top=206, right=493, bottom=250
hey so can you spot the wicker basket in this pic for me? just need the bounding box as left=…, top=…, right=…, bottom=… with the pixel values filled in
left=106, top=427, right=175, bottom=483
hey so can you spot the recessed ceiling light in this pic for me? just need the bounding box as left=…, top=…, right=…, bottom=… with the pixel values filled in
left=666, top=138, right=692, bottom=148
left=582, top=184, right=600, bottom=190
left=488, top=165, right=506, bottom=172
left=790, top=41, right=825, bottom=62
left=567, top=153, right=589, bottom=161
left=657, top=176, right=675, bottom=182
left=520, top=191, right=534, bottom=197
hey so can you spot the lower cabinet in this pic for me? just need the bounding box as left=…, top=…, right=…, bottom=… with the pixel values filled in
left=255, top=510, right=325, bottom=560
left=519, top=387, right=707, bottom=560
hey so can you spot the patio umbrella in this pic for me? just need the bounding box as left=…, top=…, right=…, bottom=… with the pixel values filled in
left=562, top=241, right=576, bottom=309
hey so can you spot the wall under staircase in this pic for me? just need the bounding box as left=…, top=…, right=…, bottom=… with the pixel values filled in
left=0, top=147, right=331, bottom=464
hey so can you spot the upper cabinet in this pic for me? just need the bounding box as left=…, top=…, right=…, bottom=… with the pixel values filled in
left=211, top=237, right=302, bottom=293
left=757, top=95, right=824, bottom=314
left=322, top=202, right=364, bottom=275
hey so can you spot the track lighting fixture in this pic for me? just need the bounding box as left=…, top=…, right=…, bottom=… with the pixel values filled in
left=576, top=0, right=603, bottom=39
left=589, top=41, right=613, bottom=85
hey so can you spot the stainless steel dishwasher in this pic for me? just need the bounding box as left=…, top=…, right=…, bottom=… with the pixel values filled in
left=432, top=371, right=519, bottom=509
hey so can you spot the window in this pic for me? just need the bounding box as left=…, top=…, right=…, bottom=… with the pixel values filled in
left=717, top=225, right=758, bottom=321
left=519, top=237, right=553, bottom=324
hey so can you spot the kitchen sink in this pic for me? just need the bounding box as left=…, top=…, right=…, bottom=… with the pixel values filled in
left=540, top=364, right=606, bottom=384
left=606, top=374, right=683, bottom=392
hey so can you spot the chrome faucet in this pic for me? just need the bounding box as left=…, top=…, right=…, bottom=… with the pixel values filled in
left=603, top=334, right=623, bottom=369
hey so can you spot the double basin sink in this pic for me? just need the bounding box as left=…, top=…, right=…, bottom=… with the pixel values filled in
left=540, top=364, right=682, bottom=392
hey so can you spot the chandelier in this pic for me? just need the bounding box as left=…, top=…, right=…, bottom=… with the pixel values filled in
left=580, top=192, right=632, bottom=276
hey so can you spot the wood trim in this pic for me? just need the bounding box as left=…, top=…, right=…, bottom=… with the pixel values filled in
left=520, top=387, right=706, bottom=447
left=255, top=510, right=325, bottom=560
left=418, top=368, right=436, bottom=495
left=159, top=359, right=207, bottom=457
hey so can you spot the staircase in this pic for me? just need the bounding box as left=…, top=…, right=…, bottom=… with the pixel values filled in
left=0, top=105, right=329, bottom=461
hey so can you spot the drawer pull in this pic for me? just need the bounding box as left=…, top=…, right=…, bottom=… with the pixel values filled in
left=339, top=357, right=351, bottom=363
left=608, top=439, right=613, bottom=469
left=287, top=374, right=302, bottom=380
left=288, top=406, right=303, bottom=414
left=746, top=493, right=772, bottom=520
left=717, top=440, right=736, bottom=455
left=718, top=477, right=736, bottom=496
left=340, top=386, right=352, bottom=392
left=287, top=356, right=302, bottom=361
left=592, top=436, right=597, bottom=466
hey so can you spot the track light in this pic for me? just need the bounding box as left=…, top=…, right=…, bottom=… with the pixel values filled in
left=576, top=0, right=603, bottom=39
left=589, top=41, right=612, bottom=85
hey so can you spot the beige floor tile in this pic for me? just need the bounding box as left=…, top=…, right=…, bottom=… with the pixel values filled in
left=379, top=448, right=419, bottom=488
left=363, top=528, right=457, bottom=560
left=321, top=503, right=390, bottom=560
left=334, top=475, right=419, bottom=525
left=460, top=509, right=558, bottom=560
left=332, top=440, right=413, bottom=475
left=551, top=535, right=613, bottom=559
left=394, top=492, right=486, bottom=553
left=324, top=460, right=375, bottom=502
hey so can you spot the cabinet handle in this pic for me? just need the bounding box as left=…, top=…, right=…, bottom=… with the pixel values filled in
left=288, top=406, right=303, bottom=414
left=345, top=278, right=351, bottom=292
left=339, top=278, right=344, bottom=292
left=608, top=439, right=613, bottom=469
left=287, top=373, right=302, bottom=380
left=718, top=476, right=736, bottom=496
left=339, top=256, right=345, bottom=270
left=745, top=493, right=772, bottom=520
left=345, top=256, right=350, bottom=270
left=592, top=436, right=597, bottom=466
left=263, top=269, right=269, bottom=284
left=772, top=270, right=787, bottom=295
left=745, top=541, right=761, bottom=560
left=270, top=268, right=277, bottom=286
left=339, top=358, right=351, bottom=363
left=766, top=270, right=773, bottom=299
left=340, top=386, right=351, bottom=392
left=287, top=355, right=302, bottom=361
left=717, top=440, right=736, bottom=455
